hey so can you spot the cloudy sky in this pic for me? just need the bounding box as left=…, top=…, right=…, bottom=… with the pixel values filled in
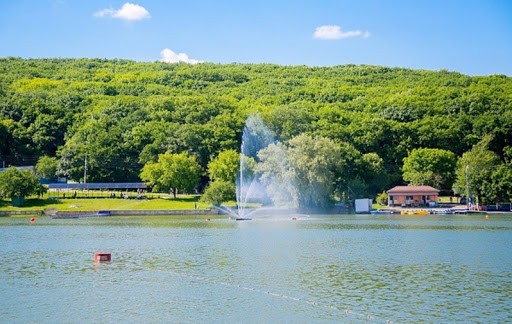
left=0, top=0, right=511, bottom=75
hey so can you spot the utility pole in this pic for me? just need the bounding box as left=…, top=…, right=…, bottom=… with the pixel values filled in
left=466, top=165, right=470, bottom=210
left=84, top=153, right=87, bottom=183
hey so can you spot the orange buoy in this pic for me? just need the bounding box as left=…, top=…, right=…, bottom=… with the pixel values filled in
left=94, top=253, right=111, bottom=262
left=30, top=217, right=35, bottom=223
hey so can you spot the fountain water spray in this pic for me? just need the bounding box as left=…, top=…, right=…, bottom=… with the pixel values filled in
left=215, top=115, right=296, bottom=219
left=235, top=115, right=274, bottom=219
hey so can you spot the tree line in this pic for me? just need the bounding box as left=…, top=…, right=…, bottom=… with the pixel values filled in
left=0, top=57, right=511, bottom=207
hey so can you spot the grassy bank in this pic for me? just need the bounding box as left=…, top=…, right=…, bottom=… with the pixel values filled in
left=0, top=196, right=214, bottom=212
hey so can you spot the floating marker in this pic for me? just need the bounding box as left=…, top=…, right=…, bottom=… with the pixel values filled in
left=94, top=252, right=111, bottom=262
left=30, top=217, right=36, bottom=223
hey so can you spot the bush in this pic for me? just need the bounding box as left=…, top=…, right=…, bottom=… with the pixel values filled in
left=376, top=191, right=388, bottom=206
left=201, top=181, right=235, bottom=206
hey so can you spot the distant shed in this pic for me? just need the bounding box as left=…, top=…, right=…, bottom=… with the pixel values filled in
left=355, top=198, right=373, bottom=213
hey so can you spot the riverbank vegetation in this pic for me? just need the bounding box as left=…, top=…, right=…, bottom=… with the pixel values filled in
left=0, top=58, right=511, bottom=207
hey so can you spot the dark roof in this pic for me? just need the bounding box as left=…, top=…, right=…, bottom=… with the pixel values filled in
left=48, top=183, right=146, bottom=190
left=387, top=185, right=439, bottom=194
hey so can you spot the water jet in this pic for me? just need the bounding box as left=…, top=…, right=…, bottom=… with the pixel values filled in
left=215, top=115, right=297, bottom=220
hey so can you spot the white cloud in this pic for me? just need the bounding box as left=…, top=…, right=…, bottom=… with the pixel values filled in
left=94, top=3, right=150, bottom=21
left=160, top=48, right=203, bottom=65
left=313, top=25, right=370, bottom=40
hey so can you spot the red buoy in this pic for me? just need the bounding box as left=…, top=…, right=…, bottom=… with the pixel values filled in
left=94, top=253, right=111, bottom=262
left=30, top=217, right=36, bottom=223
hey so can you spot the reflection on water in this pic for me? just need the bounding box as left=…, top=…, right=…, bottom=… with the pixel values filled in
left=0, top=214, right=511, bottom=323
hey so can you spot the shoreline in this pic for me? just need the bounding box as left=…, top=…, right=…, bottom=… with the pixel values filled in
left=0, top=209, right=221, bottom=217
left=2, top=209, right=511, bottom=218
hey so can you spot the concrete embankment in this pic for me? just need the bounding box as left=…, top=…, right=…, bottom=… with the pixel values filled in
left=109, top=209, right=220, bottom=216
left=0, top=210, right=44, bottom=217
left=1, top=209, right=221, bottom=217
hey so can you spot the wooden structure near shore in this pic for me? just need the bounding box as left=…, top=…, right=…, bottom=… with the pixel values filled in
left=387, top=185, right=439, bottom=207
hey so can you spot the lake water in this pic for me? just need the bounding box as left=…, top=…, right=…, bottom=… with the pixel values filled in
left=1, top=214, right=511, bottom=323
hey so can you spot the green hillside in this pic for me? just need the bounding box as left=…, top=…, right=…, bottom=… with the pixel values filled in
left=1, top=58, right=511, bottom=203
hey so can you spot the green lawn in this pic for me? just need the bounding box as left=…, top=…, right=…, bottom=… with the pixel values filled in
left=0, top=196, right=215, bottom=212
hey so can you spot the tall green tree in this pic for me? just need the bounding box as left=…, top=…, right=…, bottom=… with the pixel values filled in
left=207, top=149, right=240, bottom=183
left=201, top=149, right=241, bottom=206
left=257, top=142, right=296, bottom=207
left=258, top=134, right=341, bottom=210
left=35, top=155, right=58, bottom=180
left=0, top=167, right=46, bottom=205
left=140, top=151, right=202, bottom=198
left=487, top=146, right=512, bottom=204
left=332, top=142, right=364, bottom=201
left=288, top=134, right=345, bottom=209
left=402, top=148, right=457, bottom=189
left=453, top=137, right=500, bottom=204
left=360, top=152, right=390, bottom=197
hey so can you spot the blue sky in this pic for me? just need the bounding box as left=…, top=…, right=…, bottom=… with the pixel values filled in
left=1, top=0, right=511, bottom=76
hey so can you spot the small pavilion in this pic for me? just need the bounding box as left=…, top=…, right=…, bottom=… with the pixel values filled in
left=387, top=185, right=439, bottom=207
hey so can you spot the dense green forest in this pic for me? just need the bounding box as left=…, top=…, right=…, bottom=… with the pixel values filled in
left=1, top=57, right=511, bottom=204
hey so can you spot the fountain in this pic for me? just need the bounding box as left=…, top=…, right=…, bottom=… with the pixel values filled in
left=216, top=115, right=298, bottom=220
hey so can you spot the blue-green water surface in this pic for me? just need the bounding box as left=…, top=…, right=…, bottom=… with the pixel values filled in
left=1, top=214, right=511, bottom=323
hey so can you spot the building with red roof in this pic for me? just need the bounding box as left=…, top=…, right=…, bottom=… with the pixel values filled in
left=387, top=185, right=439, bottom=207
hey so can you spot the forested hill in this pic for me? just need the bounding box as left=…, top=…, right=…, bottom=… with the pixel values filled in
left=1, top=57, right=511, bottom=195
